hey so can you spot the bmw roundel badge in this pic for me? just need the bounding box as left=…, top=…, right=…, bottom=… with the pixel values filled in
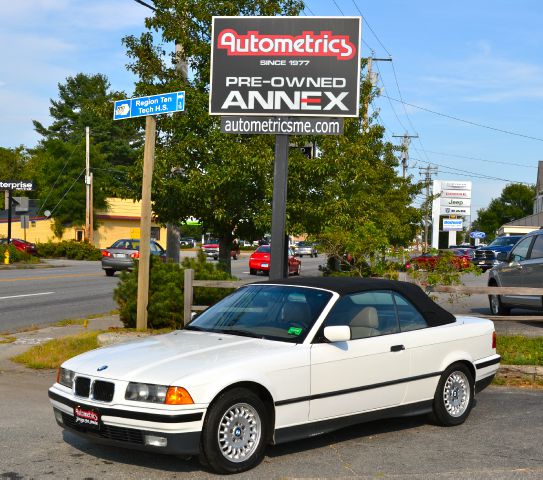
left=97, top=365, right=108, bottom=372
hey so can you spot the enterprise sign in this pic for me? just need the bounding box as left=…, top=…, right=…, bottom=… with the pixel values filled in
left=210, top=16, right=361, bottom=117
left=0, top=180, right=34, bottom=191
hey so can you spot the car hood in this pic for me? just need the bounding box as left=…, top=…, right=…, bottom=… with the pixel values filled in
left=63, top=330, right=293, bottom=385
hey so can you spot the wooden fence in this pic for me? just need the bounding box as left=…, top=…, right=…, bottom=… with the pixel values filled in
left=182, top=268, right=543, bottom=325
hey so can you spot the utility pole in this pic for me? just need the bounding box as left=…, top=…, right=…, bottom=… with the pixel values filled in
left=419, top=165, right=438, bottom=252
left=392, top=132, right=419, bottom=178
left=85, top=126, right=93, bottom=243
left=363, top=56, right=392, bottom=130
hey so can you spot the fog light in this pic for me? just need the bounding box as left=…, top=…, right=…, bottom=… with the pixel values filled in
left=54, top=409, right=64, bottom=424
left=144, top=435, right=167, bottom=447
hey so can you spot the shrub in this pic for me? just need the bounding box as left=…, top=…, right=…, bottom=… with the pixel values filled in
left=113, top=252, right=236, bottom=330
left=35, top=240, right=102, bottom=260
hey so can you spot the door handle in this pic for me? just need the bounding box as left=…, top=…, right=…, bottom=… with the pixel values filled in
left=390, top=344, right=405, bottom=352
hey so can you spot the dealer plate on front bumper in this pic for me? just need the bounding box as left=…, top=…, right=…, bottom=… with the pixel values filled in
left=261, top=263, right=269, bottom=267
left=74, top=405, right=101, bottom=430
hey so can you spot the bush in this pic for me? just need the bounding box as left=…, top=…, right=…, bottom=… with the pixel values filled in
left=35, top=240, right=102, bottom=260
left=113, top=252, right=236, bottom=330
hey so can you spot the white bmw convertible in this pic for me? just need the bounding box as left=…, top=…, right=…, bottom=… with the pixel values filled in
left=49, top=277, right=500, bottom=474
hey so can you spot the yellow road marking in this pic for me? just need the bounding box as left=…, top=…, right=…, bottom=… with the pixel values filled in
left=0, top=272, right=102, bottom=282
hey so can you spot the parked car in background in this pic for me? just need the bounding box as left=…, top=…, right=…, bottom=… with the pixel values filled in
left=292, top=241, right=318, bottom=257
left=0, top=238, right=37, bottom=255
left=201, top=239, right=240, bottom=260
left=249, top=245, right=301, bottom=275
left=180, top=237, right=196, bottom=248
left=101, top=238, right=166, bottom=276
left=406, top=249, right=472, bottom=271
left=471, top=235, right=523, bottom=271
left=49, top=277, right=499, bottom=474
left=488, top=229, right=543, bottom=314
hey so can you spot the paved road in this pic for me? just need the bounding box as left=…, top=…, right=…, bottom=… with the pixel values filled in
left=0, top=260, right=119, bottom=333
left=0, top=370, right=541, bottom=479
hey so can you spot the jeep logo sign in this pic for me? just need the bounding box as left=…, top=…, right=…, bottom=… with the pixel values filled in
left=210, top=16, right=361, bottom=117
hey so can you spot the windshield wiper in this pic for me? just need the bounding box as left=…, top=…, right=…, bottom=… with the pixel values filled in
left=212, top=328, right=263, bottom=339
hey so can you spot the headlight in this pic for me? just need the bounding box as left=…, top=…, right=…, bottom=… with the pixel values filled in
left=57, top=368, right=75, bottom=388
left=125, top=382, right=193, bottom=405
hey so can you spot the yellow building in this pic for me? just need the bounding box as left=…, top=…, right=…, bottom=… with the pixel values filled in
left=0, top=198, right=168, bottom=249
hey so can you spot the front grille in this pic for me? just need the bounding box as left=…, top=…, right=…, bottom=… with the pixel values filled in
left=93, top=381, right=115, bottom=402
left=61, top=411, right=144, bottom=445
left=75, top=377, right=91, bottom=397
left=474, top=250, right=495, bottom=261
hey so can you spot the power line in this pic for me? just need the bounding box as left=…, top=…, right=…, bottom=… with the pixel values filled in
left=133, top=0, right=156, bottom=11
left=48, top=168, right=86, bottom=216
left=331, top=0, right=345, bottom=16
left=382, top=95, right=543, bottom=142
left=350, top=1, right=391, bottom=57
left=421, top=149, right=536, bottom=169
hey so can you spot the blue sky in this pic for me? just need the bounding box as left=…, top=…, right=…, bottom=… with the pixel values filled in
left=1, top=0, right=542, bottom=221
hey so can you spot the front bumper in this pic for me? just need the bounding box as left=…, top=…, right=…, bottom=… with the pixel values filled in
left=49, top=388, right=204, bottom=456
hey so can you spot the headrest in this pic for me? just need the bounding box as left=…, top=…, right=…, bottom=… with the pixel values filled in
left=350, top=306, right=379, bottom=328
left=282, top=302, right=311, bottom=326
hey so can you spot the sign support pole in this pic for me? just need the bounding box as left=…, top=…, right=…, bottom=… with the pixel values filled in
left=7, top=189, right=12, bottom=243
left=136, top=116, right=156, bottom=330
left=269, top=134, right=289, bottom=280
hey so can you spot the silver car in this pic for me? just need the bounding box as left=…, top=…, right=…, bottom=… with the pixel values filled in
left=487, top=228, right=543, bottom=314
left=293, top=241, right=318, bottom=257
left=101, top=238, right=166, bottom=276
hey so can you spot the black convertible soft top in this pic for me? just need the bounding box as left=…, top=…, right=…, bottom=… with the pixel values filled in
left=253, top=276, right=456, bottom=327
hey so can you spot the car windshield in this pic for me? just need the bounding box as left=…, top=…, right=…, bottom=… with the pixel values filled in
left=186, top=285, right=332, bottom=343
left=489, top=237, right=520, bottom=247
left=255, top=245, right=270, bottom=253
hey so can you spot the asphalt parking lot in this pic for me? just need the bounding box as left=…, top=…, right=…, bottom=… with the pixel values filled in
left=0, top=370, right=542, bottom=480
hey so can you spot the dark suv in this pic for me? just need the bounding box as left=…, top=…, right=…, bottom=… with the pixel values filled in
left=471, top=235, right=523, bottom=271
left=487, top=229, right=543, bottom=314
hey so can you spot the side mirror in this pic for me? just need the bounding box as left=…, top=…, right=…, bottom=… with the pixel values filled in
left=496, top=252, right=509, bottom=262
left=324, top=325, right=351, bottom=343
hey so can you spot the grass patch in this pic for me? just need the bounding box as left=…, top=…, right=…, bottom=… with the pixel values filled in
left=11, top=331, right=102, bottom=369
left=496, top=335, right=543, bottom=366
left=0, top=335, right=16, bottom=344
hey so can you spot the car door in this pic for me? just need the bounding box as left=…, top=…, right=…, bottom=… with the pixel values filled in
left=497, top=235, right=534, bottom=306
left=514, top=234, right=543, bottom=307
left=309, top=291, right=408, bottom=421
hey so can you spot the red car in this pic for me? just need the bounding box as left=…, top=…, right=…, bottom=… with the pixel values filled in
left=0, top=238, right=37, bottom=255
left=201, top=239, right=240, bottom=260
left=249, top=245, right=301, bottom=276
left=406, top=249, right=471, bottom=271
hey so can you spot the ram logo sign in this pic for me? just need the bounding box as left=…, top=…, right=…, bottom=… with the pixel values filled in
left=210, top=16, right=361, bottom=117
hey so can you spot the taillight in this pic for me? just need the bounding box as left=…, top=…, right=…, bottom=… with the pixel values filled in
left=101, top=250, right=112, bottom=257
left=130, top=252, right=140, bottom=259
left=492, top=331, right=497, bottom=349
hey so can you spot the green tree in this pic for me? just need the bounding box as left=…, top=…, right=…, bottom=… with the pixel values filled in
left=31, top=139, right=109, bottom=238
left=0, top=147, right=35, bottom=209
left=33, top=73, right=142, bottom=168
left=472, top=183, right=535, bottom=241
left=123, top=0, right=303, bottom=272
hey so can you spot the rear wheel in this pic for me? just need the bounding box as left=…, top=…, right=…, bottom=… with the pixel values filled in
left=249, top=268, right=257, bottom=275
left=489, top=292, right=510, bottom=315
left=105, top=269, right=115, bottom=277
left=432, top=363, right=474, bottom=426
left=199, top=388, right=269, bottom=474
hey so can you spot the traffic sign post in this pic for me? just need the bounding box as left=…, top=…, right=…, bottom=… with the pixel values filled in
left=114, top=91, right=185, bottom=330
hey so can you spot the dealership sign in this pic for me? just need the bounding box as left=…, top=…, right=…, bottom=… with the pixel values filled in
left=440, top=181, right=472, bottom=190
left=210, top=16, right=361, bottom=117
left=441, top=189, right=471, bottom=199
left=440, top=206, right=470, bottom=216
left=0, top=180, right=34, bottom=191
left=443, top=218, right=463, bottom=231
left=440, top=197, right=471, bottom=207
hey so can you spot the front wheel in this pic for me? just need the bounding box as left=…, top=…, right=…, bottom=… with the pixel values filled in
left=199, top=388, right=269, bottom=474
left=249, top=268, right=257, bottom=275
left=432, top=364, right=474, bottom=426
left=104, top=269, right=115, bottom=277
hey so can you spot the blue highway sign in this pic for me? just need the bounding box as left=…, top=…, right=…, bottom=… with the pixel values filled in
left=114, top=91, right=185, bottom=120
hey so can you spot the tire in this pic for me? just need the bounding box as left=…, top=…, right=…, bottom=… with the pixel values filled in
left=249, top=268, right=257, bottom=275
left=199, top=388, right=269, bottom=474
left=432, top=363, right=474, bottom=426
left=488, top=293, right=510, bottom=315
left=294, top=264, right=301, bottom=276
left=105, top=269, right=115, bottom=277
